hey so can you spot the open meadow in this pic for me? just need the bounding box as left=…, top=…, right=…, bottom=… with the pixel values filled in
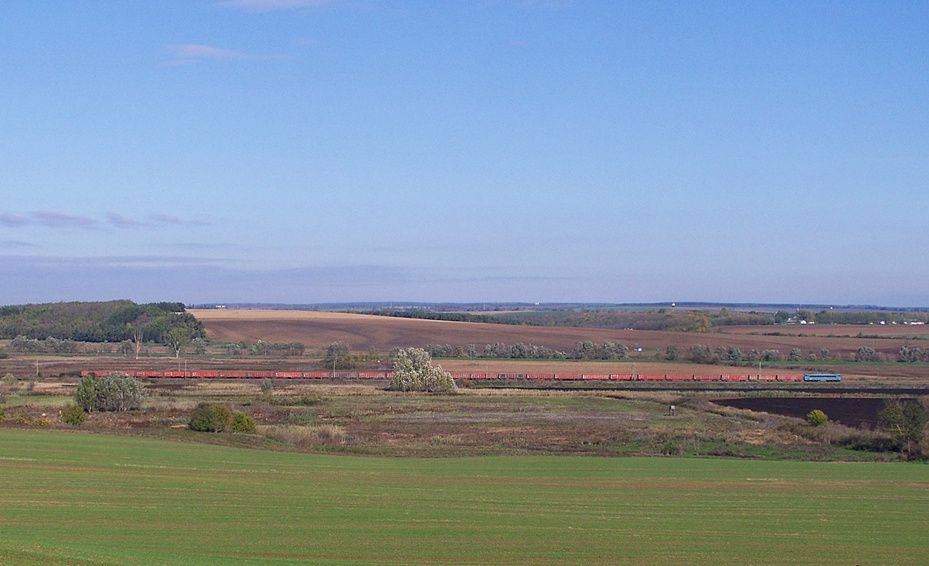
left=1, top=428, right=927, bottom=566
left=2, top=309, right=929, bottom=564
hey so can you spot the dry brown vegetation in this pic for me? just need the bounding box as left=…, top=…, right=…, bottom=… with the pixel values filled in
left=0, top=378, right=904, bottom=460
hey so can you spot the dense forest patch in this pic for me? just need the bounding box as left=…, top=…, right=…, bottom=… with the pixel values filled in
left=0, top=301, right=205, bottom=343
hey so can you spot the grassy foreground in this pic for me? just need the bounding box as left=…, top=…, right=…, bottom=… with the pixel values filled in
left=1, top=430, right=927, bottom=565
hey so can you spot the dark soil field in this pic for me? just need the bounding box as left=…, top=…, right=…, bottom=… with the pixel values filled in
left=713, top=396, right=900, bottom=429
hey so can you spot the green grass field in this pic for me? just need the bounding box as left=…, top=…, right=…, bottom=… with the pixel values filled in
left=1, top=429, right=927, bottom=565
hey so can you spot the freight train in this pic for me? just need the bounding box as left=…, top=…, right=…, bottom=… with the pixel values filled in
left=80, top=370, right=811, bottom=382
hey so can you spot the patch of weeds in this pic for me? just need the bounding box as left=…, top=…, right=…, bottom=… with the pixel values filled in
left=258, top=424, right=349, bottom=448
left=287, top=409, right=319, bottom=425
left=269, top=394, right=323, bottom=407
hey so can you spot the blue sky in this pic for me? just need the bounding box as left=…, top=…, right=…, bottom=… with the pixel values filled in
left=2, top=1, right=927, bottom=306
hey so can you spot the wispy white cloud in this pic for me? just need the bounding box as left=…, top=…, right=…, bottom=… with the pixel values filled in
left=214, top=0, right=339, bottom=12
left=1, top=240, right=37, bottom=248
left=0, top=212, right=30, bottom=227
left=107, top=212, right=150, bottom=228
left=167, top=43, right=253, bottom=61
left=33, top=210, right=97, bottom=229
left=163, top=43, right=288, bottom=66
left=150, top=213, right=209, bottom=227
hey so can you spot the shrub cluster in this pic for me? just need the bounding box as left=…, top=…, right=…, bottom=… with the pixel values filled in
left=806, top=409, right=828, bottom=427
left=74, top=373, right=146, bottom=412
left=322, top=342, right=382, bottom=370
left=389, top=348, right=457, bottom=393
left=188, top=403, right=233, bottom=432
left=6, top=336, right=81, bottom=353
left=188, top=404, right=256, bottom=433
left=60, top=404, right=88, bottom=426
left=879, top=399, right=929, bottom=459
left=571, top=340, right=628, bottom=360
left=224, top=340, right=305, bottom=357
left=898, top=346, right=929, bottom=363
left=231, top=412, right=256, bottom=433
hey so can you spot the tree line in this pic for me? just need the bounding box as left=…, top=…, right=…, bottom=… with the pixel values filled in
left=369, top=307, right=929, bottom=332
left=0, top=301, right=205, bottom=344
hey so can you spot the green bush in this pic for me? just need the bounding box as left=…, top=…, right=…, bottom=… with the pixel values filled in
left=833, top=431, right=901, bottom=452
left=74, top=373, right=146, bottom=412
left=0, top=406, right=5, bottom=422
left=73, top=376, right=97, bottom=411
left=807, top=409, right=828, bottom=427
left=189, top=403, right=233, bottom=432
left=231, top=411, right=256, bottom=433
left=61, top=405, right=88, bottom=426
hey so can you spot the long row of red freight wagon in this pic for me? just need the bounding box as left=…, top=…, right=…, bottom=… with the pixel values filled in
left=81, top=370, right=804, bottom=382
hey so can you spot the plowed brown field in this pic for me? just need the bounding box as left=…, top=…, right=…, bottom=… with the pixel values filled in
left=191, top=309, right=916, bottom=361
left=185, top=309, right=929, bottom=382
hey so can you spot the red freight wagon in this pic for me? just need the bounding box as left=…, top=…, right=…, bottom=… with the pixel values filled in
left=665, top=374, right=692, bottom=382
left=245, top=371, right=274, bottom=378
left=610, top=374, right=634, bottom=381
left=693, top=374, right=719, bottom=381
left=636, top=374, right=664, bottom=381
left=555, top=373, right=581, bottom=380
left=526, top=373, right=555, bottom=380
left=357, top=372, right=387, bottom=379
left=219, top=371, right=248, bottom=378
left=581, top=374, right=610, bottom=380
left=776, top=374, right=802, bottom=382
left=191, top=371, right=219, bottom=378
left=274, top=372, right=303, bottom=379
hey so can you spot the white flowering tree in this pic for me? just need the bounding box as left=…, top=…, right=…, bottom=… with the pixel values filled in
left=389, top=347, right=457, bottom=393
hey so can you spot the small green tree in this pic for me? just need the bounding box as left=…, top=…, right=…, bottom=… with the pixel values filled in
left=880, top=400, right=927, bottom=458
left=390, top=347, right=457, bottom=393
left=189, top=403, right=233, bottom=432
left=95, top=373, right=147, bottom=411
left=74, top=376, right=98, bottom=412
left=231, top=411, right=256, bottom=433
left=807, top=409, right=828, bottom=427
left=61, top=405, right=88, bottom=426
left=165, top=327, right=191, bottom=358
left=74, top=373, right=146, bottom=412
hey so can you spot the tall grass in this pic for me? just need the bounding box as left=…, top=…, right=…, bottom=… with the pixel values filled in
left=257, top=423, right=348, bottom=447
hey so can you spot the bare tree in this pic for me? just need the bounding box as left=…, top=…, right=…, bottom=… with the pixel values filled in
left=132, top=327, right=144, bottom=360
